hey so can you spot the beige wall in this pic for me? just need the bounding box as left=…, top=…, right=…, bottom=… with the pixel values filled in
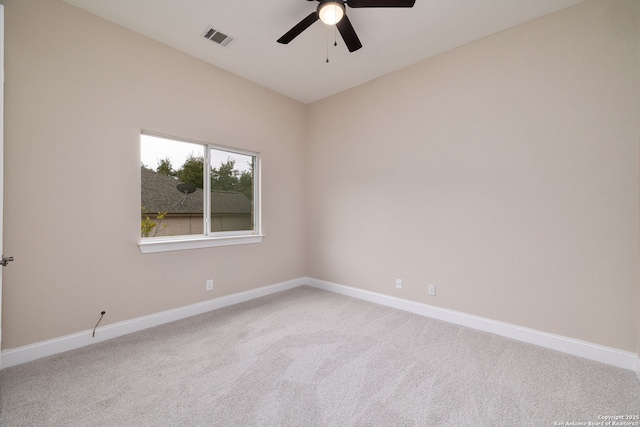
left=307, top=0, right=639, bottom=352
left=1, top=0, right=307, bottom=348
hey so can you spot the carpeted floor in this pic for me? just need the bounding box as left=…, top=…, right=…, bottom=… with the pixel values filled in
left=0, top=286, right=638, bottom=426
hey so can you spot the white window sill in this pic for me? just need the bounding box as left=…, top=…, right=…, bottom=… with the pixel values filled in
left=138, top=234, right=264, bottom=253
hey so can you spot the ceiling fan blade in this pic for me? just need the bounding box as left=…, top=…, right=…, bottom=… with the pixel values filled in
left=347, top=0, right=415, bottom=7
left=277, top=12, right=319, bottom=44
left=336, top=14, right=362, bottom=52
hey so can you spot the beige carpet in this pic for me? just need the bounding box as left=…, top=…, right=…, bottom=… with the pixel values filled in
left=0, top=286, right=638, bottom=426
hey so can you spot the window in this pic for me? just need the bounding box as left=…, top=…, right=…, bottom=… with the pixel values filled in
left=139, top=133, right=262, bottom=253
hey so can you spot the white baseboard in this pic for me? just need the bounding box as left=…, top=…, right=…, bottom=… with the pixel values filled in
left=3, top=276, right=638, bottom=378
left=304, top=277, right=639, bottom=373
left=1, top=278, right=303, bottom=370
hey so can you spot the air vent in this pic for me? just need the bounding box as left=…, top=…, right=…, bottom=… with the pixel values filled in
left=202, top=26, right=235, bottom=48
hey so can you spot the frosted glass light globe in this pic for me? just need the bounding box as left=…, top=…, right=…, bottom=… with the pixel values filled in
left=318, top=2, right=345, bottom=25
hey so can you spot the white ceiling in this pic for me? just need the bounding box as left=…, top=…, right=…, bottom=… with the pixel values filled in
left=63, top=0, right=583, bottom=104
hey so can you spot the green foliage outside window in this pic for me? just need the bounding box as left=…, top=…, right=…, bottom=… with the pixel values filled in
left=141, top=207, right=167, bottom=238
left=154, top=156, right=253, bottom=201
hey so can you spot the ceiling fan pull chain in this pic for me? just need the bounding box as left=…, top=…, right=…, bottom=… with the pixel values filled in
left=326, top=26, right=330, bottom=63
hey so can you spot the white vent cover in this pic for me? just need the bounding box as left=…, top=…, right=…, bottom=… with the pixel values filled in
left=202, top=26, right=235, bottom=48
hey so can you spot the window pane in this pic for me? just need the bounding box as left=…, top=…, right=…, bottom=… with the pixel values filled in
left=209, top=147, right=254, bottom=233
left=141, top=134, right=205, bottom=238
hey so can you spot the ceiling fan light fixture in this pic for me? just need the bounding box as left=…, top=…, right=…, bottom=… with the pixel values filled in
left=318, top=1, right=345, bottom=25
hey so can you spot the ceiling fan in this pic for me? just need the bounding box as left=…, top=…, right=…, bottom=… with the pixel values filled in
left=277, top=0, right=416, bottom=53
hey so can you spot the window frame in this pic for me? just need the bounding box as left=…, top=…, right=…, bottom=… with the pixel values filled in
left=138, top=132, right=263, bottom=254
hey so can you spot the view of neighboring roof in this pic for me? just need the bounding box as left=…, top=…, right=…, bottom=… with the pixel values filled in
left=141, top=167, right=251, bottom=215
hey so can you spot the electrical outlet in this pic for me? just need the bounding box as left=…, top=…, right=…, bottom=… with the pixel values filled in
left=206, top=279, right=214, bottom=291
left=395, top=278, right=403, bottom=290
left=428, top=284, right=436, bottom=296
